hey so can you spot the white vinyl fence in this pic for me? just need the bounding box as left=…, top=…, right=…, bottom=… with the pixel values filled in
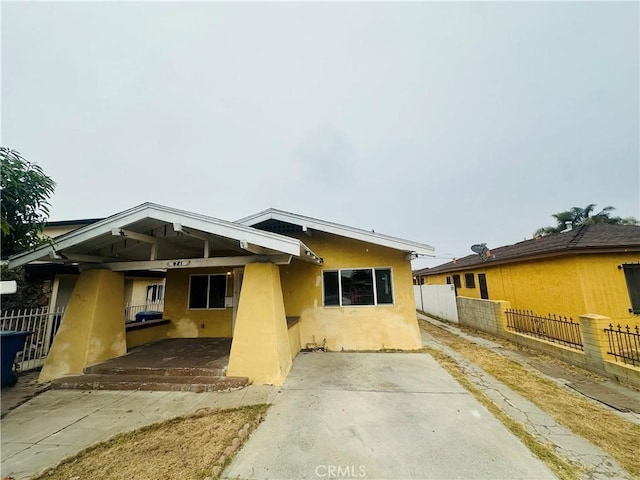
left=414, top=284, right=459, bottom=323
left=1, top=306, right=65, bottom=371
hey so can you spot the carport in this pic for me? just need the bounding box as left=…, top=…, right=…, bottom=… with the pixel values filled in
left=8, top=203, right=323, bottom=386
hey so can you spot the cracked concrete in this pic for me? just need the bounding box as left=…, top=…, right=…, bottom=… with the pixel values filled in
left=224, top=352, right=556, bottom=480
left=422, top=314, right=640, bottom=423
left=419, top=313, right=633, bottom=480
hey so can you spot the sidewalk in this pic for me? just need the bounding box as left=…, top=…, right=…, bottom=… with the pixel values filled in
left=1, top=370, right=50, bottom=418
left=418, top=312, right=637, bottom=479
left=1, top=385, right=278, bottom=479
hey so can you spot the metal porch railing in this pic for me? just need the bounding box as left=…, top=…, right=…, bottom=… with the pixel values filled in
left=1, top=306, right=65, bottom=371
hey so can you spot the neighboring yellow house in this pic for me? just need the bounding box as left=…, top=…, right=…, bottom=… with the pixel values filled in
left=8, top=203, right=434, bottom=385
left=42, top=218, right=104, bottom=239
left=417, top=224, right=640, bottom=325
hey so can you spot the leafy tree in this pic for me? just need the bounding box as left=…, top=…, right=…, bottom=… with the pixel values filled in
left=534, top=204, right=638, bottom=237
left=1, top=147, right=56, bottom=256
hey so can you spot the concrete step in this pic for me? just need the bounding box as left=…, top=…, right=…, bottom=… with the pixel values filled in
left=51, top=374, right=249, bottom=393
left=83, top=365, right=226, bottom=377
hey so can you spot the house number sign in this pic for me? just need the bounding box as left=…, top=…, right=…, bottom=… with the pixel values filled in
left=167, top=260, right=190, bottom=267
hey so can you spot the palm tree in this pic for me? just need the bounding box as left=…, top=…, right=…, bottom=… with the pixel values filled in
left=534, top=204, right=638, bottom=237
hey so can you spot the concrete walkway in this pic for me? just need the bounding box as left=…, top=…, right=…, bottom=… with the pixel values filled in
left=223, top=352, right=556, bottom=479
left=1, top=385, right=278, bottom=479
left=418, top=314, right=640, bottom=423
left=418, top=314, right=634, bottom=479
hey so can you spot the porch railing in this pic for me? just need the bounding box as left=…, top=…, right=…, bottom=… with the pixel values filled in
left=125, top=300, right=164, bottom=323
left=505, top=309, right=583, bottom=351
left=605, top=324, right=640, bottom=367
left=1, top=306, right=65, bottom=371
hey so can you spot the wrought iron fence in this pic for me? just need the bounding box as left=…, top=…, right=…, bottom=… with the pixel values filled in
left=605, top=324, right=640, bottom=367
left=124, top=300, right=164, bottom=323
left=505, top=309, right=583, bottom=350
left=1, top=306, right=65, bottom=371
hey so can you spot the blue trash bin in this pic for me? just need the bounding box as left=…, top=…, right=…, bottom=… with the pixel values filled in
left=134, top=311, right=163, bottom=322
left=1, top=331, right=33, bottom=388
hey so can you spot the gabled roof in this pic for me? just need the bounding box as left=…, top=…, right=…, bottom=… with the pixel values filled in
left=8, top=203, right=322, bottom=269
left=422, top=224, right=640, bottom=275
left=236, top=208, right=435, bottom=256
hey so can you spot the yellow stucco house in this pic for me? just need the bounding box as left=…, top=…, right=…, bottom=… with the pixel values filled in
left=416, top=224, right=640, bottom=325
left=8, top=203, right=434, bottom=385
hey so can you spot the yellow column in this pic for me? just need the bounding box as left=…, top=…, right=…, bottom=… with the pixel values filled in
left=227, top=262, right=292, bottom=385
left=495, top=300, right=512, bottom=334
left=579, top=313, right=611, bottom=375
left=39, top=269, right=126, bottom=382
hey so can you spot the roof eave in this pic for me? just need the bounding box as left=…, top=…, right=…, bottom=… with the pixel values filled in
left=422, top=245, right=640, bottom=275
left=237, top=208, right=435, bottom=256
left=8, top=203, right=319, bottom=269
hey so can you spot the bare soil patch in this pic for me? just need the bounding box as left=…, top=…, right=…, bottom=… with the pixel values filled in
left=420, top=319, right=640, bottom=478
left=33, top=404, right=269, bottom=480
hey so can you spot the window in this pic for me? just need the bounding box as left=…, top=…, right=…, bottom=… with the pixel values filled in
left=189, top=274, right=227, bottom=309
left=323, top=268, right=393, bottom=306
left=464, top=273, right=476, bottom=288
left=446, top=276, right=451, bottom=285
left=622, top=264, right=640, bottom=314
left=146, top=283, right=164, bottom=302
left=452, top=274, right=461, bottom=288
left=478, top=273, right=489, bottom=299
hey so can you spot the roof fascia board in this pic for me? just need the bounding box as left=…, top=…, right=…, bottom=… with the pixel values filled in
left=9, top=204, right=154, bottom=268
left=423, top=246, right=640, bottom=275
left=8, top=203, right=305, bottom=269
left=237, top=209, right=435, bottom=255
left=297, top=239, right=323, bottom=264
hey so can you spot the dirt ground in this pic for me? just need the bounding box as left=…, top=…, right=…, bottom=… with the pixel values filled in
left=31, top=404, right=269, bottom=480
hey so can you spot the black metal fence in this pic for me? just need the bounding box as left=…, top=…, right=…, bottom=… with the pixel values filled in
left=605, top=324, right=640, bottom=367
left=505, top=309, right=583, bottom=351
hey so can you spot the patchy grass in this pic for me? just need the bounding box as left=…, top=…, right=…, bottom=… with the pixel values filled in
left=420, top=319, right=640, bottom=478
left=425, top=347, right=582, bottom=480
left=33, top=404, right=269, bottom=480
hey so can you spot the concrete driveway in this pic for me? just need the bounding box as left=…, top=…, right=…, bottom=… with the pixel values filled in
left=224, top=352, right=556, bottom=480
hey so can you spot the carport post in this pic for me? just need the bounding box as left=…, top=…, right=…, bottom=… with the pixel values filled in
left=227, top=262, right=292, bottom=385
left=39, top=269, right=126, bottom=383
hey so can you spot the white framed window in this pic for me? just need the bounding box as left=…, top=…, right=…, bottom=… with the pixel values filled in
left=322, top=268, right=394, bottom=307
left=188, top=274, right=227, bottom=309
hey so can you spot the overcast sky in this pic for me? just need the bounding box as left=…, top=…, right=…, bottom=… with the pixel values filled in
left=2, top=1, right=638, bottom=268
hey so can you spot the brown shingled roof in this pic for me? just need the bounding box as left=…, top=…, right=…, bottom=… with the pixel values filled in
left=423, top=224, right=640, bottom=275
